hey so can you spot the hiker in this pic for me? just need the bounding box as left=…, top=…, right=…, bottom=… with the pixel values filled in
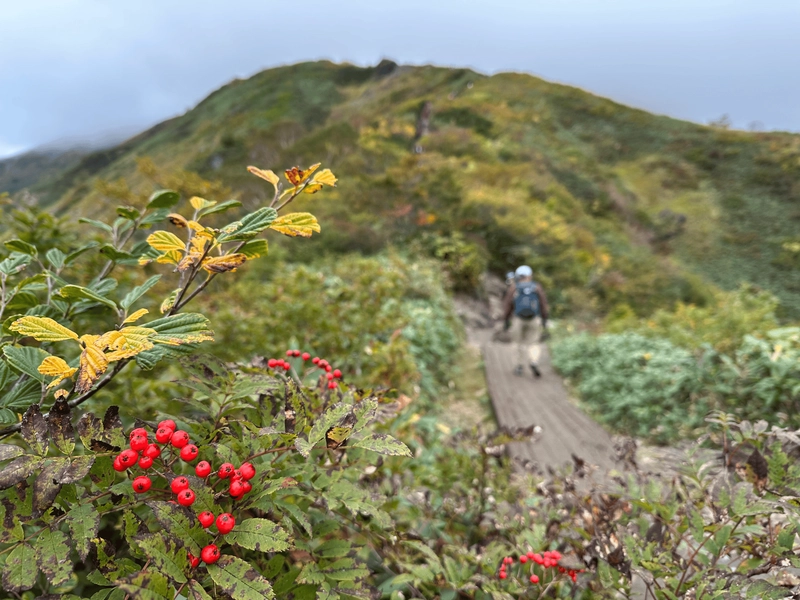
left=503, top=265, right=549, bottom=377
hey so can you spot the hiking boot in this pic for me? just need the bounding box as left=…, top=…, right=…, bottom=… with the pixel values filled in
left=530, top=363, right=541, bottom=378
left=513, top=365, right=523, bottom=376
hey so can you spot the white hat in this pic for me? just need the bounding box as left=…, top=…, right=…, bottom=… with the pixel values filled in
left=515, top=265, right=533, bottom=278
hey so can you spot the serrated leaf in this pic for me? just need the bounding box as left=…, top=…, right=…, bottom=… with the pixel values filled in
left=146, top=501, right=208, bottom=555
left=240, top=239, right=269, bottom=259
left=269, top=213, right=321, bottom=238
left=76, top=344, right=109, bottom=394
left=198, top=199, right=241, bottom=218
left=58, top=454, right=95, bottom=483
left=146, top=230, right=185, bottom=253
left=121, top=275, right=161, bottom=311
left=217, top=207, right=278, bottom=243
left=136, top=533, right=188, bottom=584
left=296, top=404, right=352, bottom=458
left=35, top=527, right=72, bottom=586
left=9, top=316, right=78, bottom=342
left=207, top=555, right=275, bottom=600
left=116, top=570, right=171, bottom=599
left=147, top=189, right=180, bottom=210
left=67, top=503, right=100, bottom=561
left=58, top=285, right=118, bottom=310
left=47, top=399, right=75, bottom=454
left=3, top=346, right=50, bottom=383
left=351, top=433, right=411, bottom=457
left=2, top=543, right=37, bottom=592
left=33, top=458, right=67, bottom=516
left=316, top=539, right=352, bottom=558
left=201, top=253, right=247, bottom=274
left=39, top=356, right=77, bottom=390
left=21, top=404, right=49, bottom=456
left=4, top=239, right=38, bottom=257
left=186, top=580, right=214, bottom=600
left=225, top=518, right=291, bottom=552
left=297, top=562, right=325, bottom=584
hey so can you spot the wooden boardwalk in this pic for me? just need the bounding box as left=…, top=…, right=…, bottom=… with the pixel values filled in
left=483, top=341, right=616, bottom=472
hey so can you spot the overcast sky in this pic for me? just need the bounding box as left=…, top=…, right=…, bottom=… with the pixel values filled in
left=1, top=0, right=799, bottom=158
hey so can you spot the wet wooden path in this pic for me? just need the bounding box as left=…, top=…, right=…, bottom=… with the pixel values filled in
left=482, top=341, right=616, bottom=472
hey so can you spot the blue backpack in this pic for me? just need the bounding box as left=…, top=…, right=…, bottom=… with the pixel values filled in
left=514, top=282, right=540, bottom=319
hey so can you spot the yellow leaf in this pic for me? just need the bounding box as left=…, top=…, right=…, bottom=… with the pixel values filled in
left=123, top=308, right=149, bottom=324
left=38, top=356, right=78, bottom=389
left=187, top=221, right=204, bottom=233
left=54, top=389, right=69, bottom=400
left=167, top=213, right=189, bottom=228
left=155, top=332, right=214, bottom=346
left=201, top=253, right=247, bottom=274
left=9, top=316, right=79, bottom=342
left=146, top=231, right=185, bottom=253
left=247, top=166, right=280, bottom=187
left=80, top=334, right=102, bottom=348
left=155, top=250, right=183, bottom=265
left=103, top=326, right=156, bottom=359
left=309, top=168, right=337, bottom=187
left=76, top=345, right=109, bottom=394
left=269, top=213, right=321, bottom=237
left=302, top=184, right=324, bottom=194
left=177, top=252, right=203, bottom=272
left=240, top=239, right=269, bottom=259
left=284, top=163, right=320, bottom=186
left=190, top=196, right=216, bottom=211
left=189, top=236, right=210, bottom=254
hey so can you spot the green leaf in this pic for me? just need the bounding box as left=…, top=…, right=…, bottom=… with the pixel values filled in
left=217, top=207, right=278, bottom=243
left=58, top=284, right=118, bottom=310
left=147, top=189, right=180, bottom=210
left=240, top=239, right=269, bottom=259
left=116, top=571, right=170, bottom=599
left=224, top=518, right=291, bottom=553
left=316, top=539, right=352, bottom=558
left=207, top=555, right=275, bottom=600
left=136, top=533, right=188, bottom=584
left=4, top=239, right=38, bottom=257
left=351, top=433, right=412, bottom=457
left=98, top=244, right=136, bottom=262
left=79, top=218, right=114, bottom=233
left=297, top=562, right=325, bottom=585
left=35, top=527, right=72, bottom=586
left=121, top=275, right=162, bottom=311
left=296, top=403, right=352, bottom=458
left=198, top=199, right=242, bottom=218
left=45, top=248, right=66, bottom=270
left=0, top=253, right=30, bottom=275
left=117, top=206, right=141, bottom=220
left=145, top=501, right=209, bottom=555
left=0, top=377, right=41, bottom=412
left=64, top=242, right=100, bottom=265
left=186, top=580, right=214, bottom=600
left=2, top=543, right=37, bottom=592
left=3, top=345, right=51, bottom=383
left=67, top=503, right=100, bottom=561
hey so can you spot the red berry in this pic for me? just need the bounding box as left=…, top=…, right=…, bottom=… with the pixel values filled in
left=326, top=372, right=334, bottom=380
left=312, top=357, right=320, bottom=364
left=216, top=513, right=235, bottom=534
left=282, top=363, right=291, bottom=371
left=158, top=419, right=176, bottom=431
left=527, top=551, right=535, bottom=559
left=333, top=369, right=342, bottom=378
left=187, top=552, right=200, bottom=569
left=143, top=443, right=161, bottom=459
left=285, top=350, right=293, bottom=357
left=503, top=557, right=513, bottom=565
left=302, top=352, right=310, bottom=361
left=201, top=544, right=220, bottom=564
left=325, top=364, right=332, bottom=372
left=499, top=572, right=507, bottom=580
left=155, top=427, right=173, bottom=444
left=239, top=462, right=256, bottom=480
left=170, top=430, right=190, bottom=448
left=198, top=511, right=215, bottom=528
left=177, top=489, right=196, bottom=506
left=118, top=449, right=138, bottom=466
left=328, top=382, right=337, bottom=390
left=195, top=461, right=212, bottom=477
left=138, top=456, right=153, bottom=469
left=267, top=358, right=277, bottom=368
left=218, top=463, right=235, bottom=478
left=112, top=457, right=125, bottom=472
left=519, top=555, right=528, bottom=563
left=229, top=479, right=245, bottom=497
left=170, top=476, right=190, bottom=494
left=180, top=444, right=199, bottom=462
left=318, top=359, right=328, bottom=368
left=132, top=476, right=151, bottom=493
left=129, top=427, right=148, bottom=440
left=293, top=349, right=301, bottom=357
left=530, top=574, right=539, bottom=584
left=240, top=480, right=252, bottom=494
left=532, top=553, right=544, bottom=565
left=130, top=434, right=148, bottom=452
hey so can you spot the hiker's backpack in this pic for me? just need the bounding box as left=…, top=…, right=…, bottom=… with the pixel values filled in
left=514, top=282, right=540, bottom=319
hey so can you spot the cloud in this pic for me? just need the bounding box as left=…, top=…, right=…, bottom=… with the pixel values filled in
left=2, top=0, right=799, bottom=157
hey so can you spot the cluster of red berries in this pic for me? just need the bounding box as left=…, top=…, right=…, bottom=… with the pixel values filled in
left=114, top=419, right=200, bottom=498
left=266, top=349, right=343, bottom=390
left=215, top=460, right=256, bottom=499
left=498, top=550, right=581, bottom=585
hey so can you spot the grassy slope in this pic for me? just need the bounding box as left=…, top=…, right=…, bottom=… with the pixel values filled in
left=11, top=61, right=800, bottom=317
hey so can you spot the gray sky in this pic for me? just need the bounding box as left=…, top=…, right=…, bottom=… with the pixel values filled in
left=2, top=0, right=799, bottom=158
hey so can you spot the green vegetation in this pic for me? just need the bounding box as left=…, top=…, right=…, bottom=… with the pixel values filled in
left=6, top=60, right=800, bottom=318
